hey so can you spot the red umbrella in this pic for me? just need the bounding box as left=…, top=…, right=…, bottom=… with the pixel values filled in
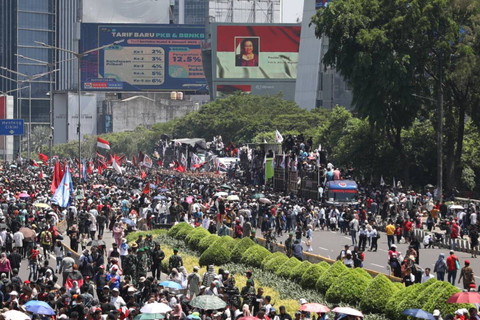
left=447, top=292, right=480, bottom=304
left=299, top=303, right=330, bottom=313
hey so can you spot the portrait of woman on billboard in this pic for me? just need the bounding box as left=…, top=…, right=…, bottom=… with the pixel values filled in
left=235, top=37, right=259, bottom=67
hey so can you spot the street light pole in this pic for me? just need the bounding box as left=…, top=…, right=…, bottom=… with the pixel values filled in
left=35, top=39, right=125, bottom=180
left=0, top=67, right=59, bottom=160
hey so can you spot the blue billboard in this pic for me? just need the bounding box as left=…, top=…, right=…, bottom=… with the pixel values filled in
left=80, top=24, right=208, bottom=92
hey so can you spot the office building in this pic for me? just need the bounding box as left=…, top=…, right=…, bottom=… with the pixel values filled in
left=294, top=0, right=352, bottom=109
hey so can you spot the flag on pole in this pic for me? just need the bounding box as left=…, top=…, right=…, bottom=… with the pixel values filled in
left=280, top=154, right=285, bottom=169
left=271, top=152, right=276, bottom=170
left=181, top=153, right=187, bottom=168
left=191, top=153, right=201, bottom=168
left=82, top=159, right=87, bottom=182
left=275, top=129, right=284, bottom=143
left=393, top=177, right=396, bottom=188
left=380, top=175, right=385, bottom=186
left=97, top=137, right=110, bottom=150
left=112, top=157, right=123, bottom=174
left=51, top=166, right=73, bottom=207
left=38, top=153, right=48, bottom=165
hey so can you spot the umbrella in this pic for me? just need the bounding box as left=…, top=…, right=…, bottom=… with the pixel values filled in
left=121, top=218, right=136, bottom=227
left=190, top=295, right=227, bottom=310
left=447, top=291, right=480, bottom=303
left=237, top=317, right=260, bottom=320
left=24, top=300, right=56, bottom=315
left=251, top=193, right=265, bottom=199
left=227, top=195, right=240, bottom=201
left=332, top=307, right=363, bottom=318
left=9, top=164, right=17, bottom=168
left=299, top=303, right=330, bottom=313
left=134, top=314, right=165, bottom=320
left=158, top=188, right=169, bottom=192
left=425, top=184, right=434, bottom=188
left=18, top=193, right=30, bottom=198
left=259, top=198, right=272, bottom=205
left=33, top=203, right=51, bottom=209
left=92, top=184, right=104, bottom=189
left=159, top=281, right=183, bottom=290
left=402, top=309, right=435, bottom=320
left=19, top=227, right=36, bottom=241
left=3, top=310, right=30, bottom=320
left=448, top=205, right=464, bottom=210
left=140, top=302, right=172, bottom=314
left=214, top=192, right=228, bottom=197
left=221, top=184, right=232, bottom=190
left=87, top=239, right=106, bottom=247
left=154, top=195, right=167, bottom=200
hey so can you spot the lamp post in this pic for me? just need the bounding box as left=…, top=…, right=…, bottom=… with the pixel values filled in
left=15, top=54, right=76, bottom=165
left=35, top=39, right=125, bottom=179
left=0, top=67, right=59, bottom=160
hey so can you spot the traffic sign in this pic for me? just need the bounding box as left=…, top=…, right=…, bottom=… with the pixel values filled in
left=0, top=119, right=24, bottom=135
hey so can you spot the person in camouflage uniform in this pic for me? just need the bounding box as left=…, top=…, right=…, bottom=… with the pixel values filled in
left=144, top=235, right=155, bottom=253
left=136, top=235, right=145, bottom=249
left=136, top=248, right=149, bottom=281
left=168, top=248, right=183, bottom=272
left=123, top=248, right=137, bottom=285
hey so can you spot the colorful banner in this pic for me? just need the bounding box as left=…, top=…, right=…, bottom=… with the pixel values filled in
left=215, top=25, right=301, bottom=79
left=81, top=24, right=208, bottom=92
left=216, top=84, right=251, bottom=97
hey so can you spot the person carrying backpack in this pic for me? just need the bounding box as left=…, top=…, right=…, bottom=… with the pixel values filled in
left=40, top=228, right=52, bottom=260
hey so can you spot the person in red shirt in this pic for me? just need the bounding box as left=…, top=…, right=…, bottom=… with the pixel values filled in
left=403, top=218, right=413, bottom=243
left=446, top=250, right=460, bottom=285
left=451, top=222, right=460, bottom=250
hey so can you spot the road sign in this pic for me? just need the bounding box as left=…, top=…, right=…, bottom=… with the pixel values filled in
left=0, top=119, right=24, bottom=135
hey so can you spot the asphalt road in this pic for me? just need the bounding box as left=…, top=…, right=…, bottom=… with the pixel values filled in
left=272, top=227, right=478, bottom=288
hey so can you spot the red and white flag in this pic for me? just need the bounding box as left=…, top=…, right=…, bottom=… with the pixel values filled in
left=275, top=129, right=284, bottom=143
left=97, top=137, right=110, bottom=150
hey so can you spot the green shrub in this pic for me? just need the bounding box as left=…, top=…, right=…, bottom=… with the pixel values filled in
left=199, top=241, right=232, bottom=266
left=360, top=274, right=400, bottom=314
left=385, top=284, right=417, bottom=320
left=396, top=278, right=437, bottom=318
left=422, top=281, right=473, bottom=317
left=325, top=268, right=372, bottom=304
left=185, top=227, right=211, bottom=250
left=126, top=229, right=167, bottom=243
left=198, top=234, right=220, bottom=253
left=315, top=261, right=348, bottom=294
left=352, top=267, right=372, bottom=279
left=262, top=252, right=290, bottom=273
left=219, top=236, right=237, bottom=250
left=275, top=257, right=301, bottom=278
left=290, top=260, right=312, bottom=281
left=167, top=222, right=191, bottom=238
left=241, top=245, right=272, bottom=268
left=300, top=262, right=330, bottom=289
left=231, top=237, right=256, bottom=263
left=174, top=223, right=194, bottom=240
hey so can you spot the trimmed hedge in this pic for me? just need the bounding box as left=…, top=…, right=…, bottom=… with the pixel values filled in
left=199, top=241, right=231, bottom=266
left=300, top=262, right=330, bottom=289
left=385, top=284, right=417, bottom=319
left=174, top=223, right=194, bottom=240
left=219, top=236, right=237, bottom=250
left=231, top=237, right=256, bottom=263
left=316, top=261, right=348, bottom=294
left=198, top=234, right=220, bottom=253
left=167, top=222, right=191, bottom=238
left=275, top=257, right=301, bottom=278
left=185, top=227, right=211, bottom=250
left=262, top=252, right=290, bottom=273
left=423, top=281, right=472, bottom=317
left=360, top=274, right=400, bottom=313
left=325, top=268, right=372, bottom=304
left=241, top=245, right=272, bottom=268
left=290, top=260, right=312, bottom=281
left=395, top=278, right=437, bottom=319
left=352, top=267, right=372, bottom=279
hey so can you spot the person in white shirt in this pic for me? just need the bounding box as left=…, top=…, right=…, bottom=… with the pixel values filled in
left=421, top=267, right=435, bottom=283
left=12, top=230, right=24, bottom=251
left=471, top=212, right=477, bottom=225
left=110, top=288, right=126, bottom=309
left=204, top=281, right=218, bottom=296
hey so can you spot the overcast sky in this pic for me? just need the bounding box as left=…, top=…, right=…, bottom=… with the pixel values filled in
left=283, top=0, right=304, bottom=23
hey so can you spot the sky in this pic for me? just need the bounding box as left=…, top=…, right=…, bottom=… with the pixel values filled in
left=283, top=0, right=305, bottom=23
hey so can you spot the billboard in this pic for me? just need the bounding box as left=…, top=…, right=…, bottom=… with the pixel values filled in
left=81, top=24, right=208, bottom=92
left=82, top=0, right=170, bottom=24
left=215, top=25, right=301, bottom=79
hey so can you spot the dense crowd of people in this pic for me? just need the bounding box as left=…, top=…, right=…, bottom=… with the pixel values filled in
left=0, top=151, right=476, bottom=320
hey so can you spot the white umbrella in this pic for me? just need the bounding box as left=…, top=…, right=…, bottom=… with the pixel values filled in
left=259, top=198, right=272, bottom=205
left=214, top=192, right=228, bottom=197
left=4, top=310, right=31, bottom=320
left=332, top=307, right=363, bottom=318
left=140, top=302, right=173, bottom=314
left=449, top=205, right=464, bottom=210
left=227, top=195, right=240, bottom=201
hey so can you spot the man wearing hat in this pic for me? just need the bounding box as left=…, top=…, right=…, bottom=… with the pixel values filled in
left=240, top=279, right=256, bottom=307
left=284, top=232, right=294, bottom=257
left=168, top=248, right=183, bottom=272
left=458, top=260, right=475, bottom=290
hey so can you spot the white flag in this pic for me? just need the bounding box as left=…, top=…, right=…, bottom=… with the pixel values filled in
left=275, top=129, right=284, bottom=143
left=380, top=175, right=385, bottom=186
left=112, top=158, right=123, bottom=175
left=280, top=154, right=285, bottom=169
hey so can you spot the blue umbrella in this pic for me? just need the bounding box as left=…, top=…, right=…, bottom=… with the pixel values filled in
left=154, top=195, right=167, bottom=200
left=158, top=188, right=169, bottom=192
left=159, top=281, right=183, bottom=290
left=121, top=217, right=136, bottom=226
left=24, top=300, right=56, bottom=315
left=402, top=309, right=435, bottom=320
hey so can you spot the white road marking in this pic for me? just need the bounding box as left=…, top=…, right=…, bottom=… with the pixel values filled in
left=318, top=247, right=329, bottom=251
left=370, top=263, right=385, bottom=268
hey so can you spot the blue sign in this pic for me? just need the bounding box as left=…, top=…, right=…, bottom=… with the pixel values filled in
left=80, top=24, right=208, bottom=92
left=0, top=119, right=24, bottom=135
